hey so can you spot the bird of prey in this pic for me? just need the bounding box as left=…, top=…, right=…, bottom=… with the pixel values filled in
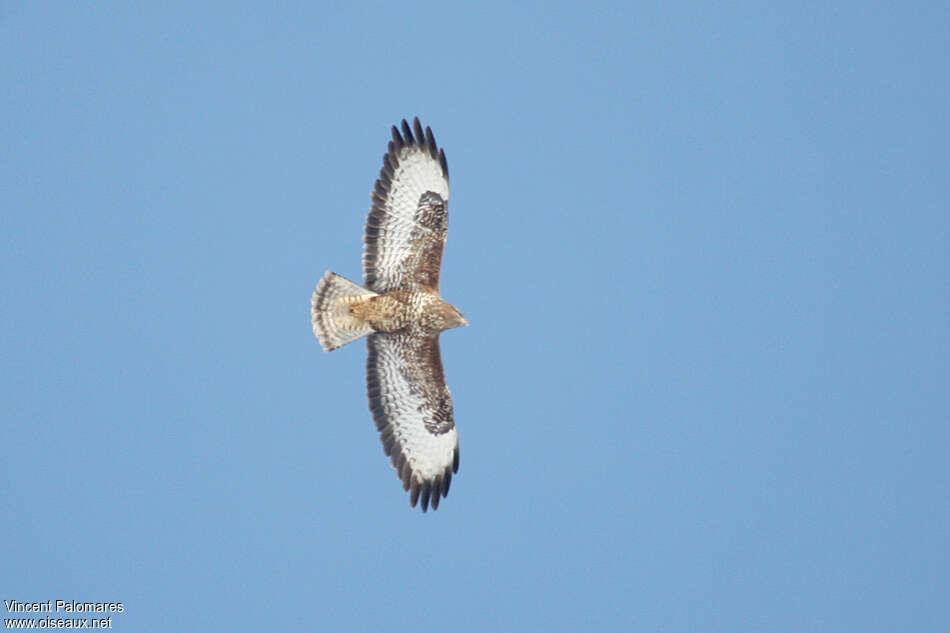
left=311, top=117, right=466, bottom=512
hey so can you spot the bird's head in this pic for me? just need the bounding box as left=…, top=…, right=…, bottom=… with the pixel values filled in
left=438, top=301, right=468, bottom=331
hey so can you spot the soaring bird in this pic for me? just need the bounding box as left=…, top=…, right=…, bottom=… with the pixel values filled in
left=311, top=117, right=466, bottom=512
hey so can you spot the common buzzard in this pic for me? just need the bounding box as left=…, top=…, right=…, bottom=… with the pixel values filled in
left=311, top=117, right=466, bottom=512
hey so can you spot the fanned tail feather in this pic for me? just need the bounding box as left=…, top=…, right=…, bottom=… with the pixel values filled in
left=311, top=272, right=378, bottom=351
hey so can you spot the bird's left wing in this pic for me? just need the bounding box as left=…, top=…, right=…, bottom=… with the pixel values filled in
left=366, top=332, right=459, bottom=511
left=363, top=117, right=450, bottom=293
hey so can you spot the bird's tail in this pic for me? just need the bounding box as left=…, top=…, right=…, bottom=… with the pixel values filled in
left=311, top=271, right=378, bottom=352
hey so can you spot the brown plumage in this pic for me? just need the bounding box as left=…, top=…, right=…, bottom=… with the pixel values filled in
left=311, top=117, right=466, bottom=512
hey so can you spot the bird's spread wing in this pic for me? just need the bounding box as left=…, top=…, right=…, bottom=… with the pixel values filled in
left=366, top=332, right=459, bottom=511
left=363, top=117, right=450, bottom=293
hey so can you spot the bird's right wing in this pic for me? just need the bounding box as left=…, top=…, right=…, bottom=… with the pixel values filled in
left=365, top=331, right=458, bottom=511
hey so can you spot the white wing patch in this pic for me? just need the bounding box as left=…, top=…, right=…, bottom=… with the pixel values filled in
left=386, top=144, right=450, bottom=212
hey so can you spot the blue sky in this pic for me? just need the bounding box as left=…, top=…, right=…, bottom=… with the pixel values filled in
left=2, top=2, right=948, bottom=631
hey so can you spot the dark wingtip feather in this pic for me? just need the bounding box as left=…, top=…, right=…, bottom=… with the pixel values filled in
left=425, top=126, right=438, bottom=160
left=391, top=125, right=404, bottom=149
left=401, top=119, right=414, bottom=143
left=410, top=479, right=420, bottom=507
left=412, top=118, right=425, bottom=147
left=439, top=148, right=449, bottom=180
left=443, top=469, right=452, bottom=497
left=420, top=482, right=431, bottom=512
left=453, top=446, right=460, bottom=473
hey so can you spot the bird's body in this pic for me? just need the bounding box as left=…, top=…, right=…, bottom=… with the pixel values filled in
left=348, top=290, right=466, bottom=336
left=311, top=117, right=465, bottom=512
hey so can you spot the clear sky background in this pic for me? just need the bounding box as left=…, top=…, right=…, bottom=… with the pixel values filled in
left=3, top=2, right=948, bottom=632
